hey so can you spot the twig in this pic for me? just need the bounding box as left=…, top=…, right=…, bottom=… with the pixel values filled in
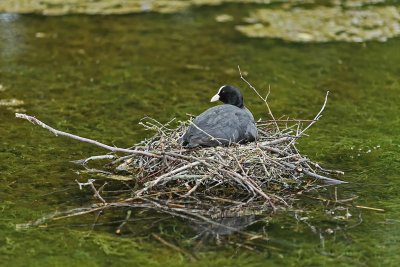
left=260, top=119, right=317, bottom=123
left=137, top=161, right=201, bottom=195
left=284, top=91, right=330, bottom=150
left=238, top=65, right=279, bottom=131
left=116, top=210, right=132, bottom=235
left=71, top=155, right=116, bottom=166
left=75, top=179, right=107, bottom=204
left=15, top=113, right=161, bottom=157
left=355, top=205, right=385, bottom=212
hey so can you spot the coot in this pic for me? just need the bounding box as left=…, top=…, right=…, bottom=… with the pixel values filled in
left=181, top=85, right=257, bottom=148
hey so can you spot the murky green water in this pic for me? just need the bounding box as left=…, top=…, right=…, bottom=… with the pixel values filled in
left=1, top=3, right=400, bottom=266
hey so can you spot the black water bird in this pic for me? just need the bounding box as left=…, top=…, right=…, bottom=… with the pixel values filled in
left=181, top=85, right=257, bottom=148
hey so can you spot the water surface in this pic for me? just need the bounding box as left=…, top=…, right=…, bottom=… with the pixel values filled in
left=1, top=4, right=400, bottom=266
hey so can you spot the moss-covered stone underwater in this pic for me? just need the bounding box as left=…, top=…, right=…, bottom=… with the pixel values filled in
left=1, top=2, right=400, bottom=267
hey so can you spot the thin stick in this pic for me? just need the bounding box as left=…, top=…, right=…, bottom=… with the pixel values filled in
left=52, top=206, right=107, bottom=221
left=299, top=91, right=329, bottom=135
left=355, top=205, right=385, bottom=212
left=285, top=91, right=330, bottom=150
left=115, top=210, right=132, bottom=235
left=137, top=161, right=201, bottom=195
left=15, top=113, right=160, bottom=157
left=184, top=176, right=209, bottom=197
left=278, top=159, right=346, bottom=185
left=238, top=65, right=279, bottom=131
left=261, top=119, right=317, bottom=122
left=71, top=155, right=116, bottom=166
left=75, top=179, right=107, bottom=204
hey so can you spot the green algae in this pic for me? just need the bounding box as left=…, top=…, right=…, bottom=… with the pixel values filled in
left=3, top=1, right=400, bottom=43
left=0, top=0, right=392, bottom=15
left=0, top=0, right=288, bottom=15
left=236, top=6, right=400, bottom=42
left=1, top=3, right=400, bottom=267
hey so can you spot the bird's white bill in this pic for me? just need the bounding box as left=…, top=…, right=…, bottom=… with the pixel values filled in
left=210, top=94, right=220, bottom=102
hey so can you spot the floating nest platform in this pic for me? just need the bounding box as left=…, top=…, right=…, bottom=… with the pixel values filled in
left=97, top=115, right=344, bottom=213
left=15, top=79, right=346, bottom=232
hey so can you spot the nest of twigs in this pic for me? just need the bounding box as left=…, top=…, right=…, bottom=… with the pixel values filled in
left=73, top=95, right=345, bottom=223
left=99, top=115, right=344, bottom=212
left=15, top=74, right=346, bottom=232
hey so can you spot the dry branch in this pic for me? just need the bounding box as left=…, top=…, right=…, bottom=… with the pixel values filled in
left=15, top=113, right=161, bottom=158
